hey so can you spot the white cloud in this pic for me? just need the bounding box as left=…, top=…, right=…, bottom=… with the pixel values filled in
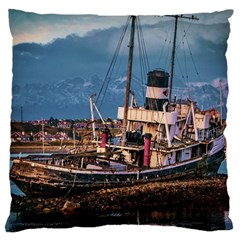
left=10, top=10, right=232, bottom=46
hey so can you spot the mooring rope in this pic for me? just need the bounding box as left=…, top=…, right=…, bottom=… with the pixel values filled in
left=63, top=170, right=78, bottom=199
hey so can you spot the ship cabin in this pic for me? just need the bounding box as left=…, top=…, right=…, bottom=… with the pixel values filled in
left=115, top=69, right=223, bottom=168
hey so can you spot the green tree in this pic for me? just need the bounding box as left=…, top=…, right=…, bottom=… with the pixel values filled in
left=48, top=117, right=59, bottom=127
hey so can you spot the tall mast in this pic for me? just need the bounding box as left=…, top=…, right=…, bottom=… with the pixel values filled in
left=90, top=93, right=96, bottom=139
left=169, top=15, right=178, bottom=103
left=167, top=15, right=198, bottom=103
left=121, top=15, right=136, bottom=146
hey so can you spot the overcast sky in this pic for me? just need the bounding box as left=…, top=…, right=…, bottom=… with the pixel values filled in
left=10, top=9, right=232, bottom=45
left=8, top=9, right=233, bottom=95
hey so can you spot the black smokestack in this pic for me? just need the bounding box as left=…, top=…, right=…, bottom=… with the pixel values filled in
left=145, top=69, right=169, bottom=111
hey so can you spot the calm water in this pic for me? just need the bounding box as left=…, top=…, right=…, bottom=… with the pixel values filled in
left=6, top=159, right=232, bottom=232
left=6, top=204, right=232, bottom=232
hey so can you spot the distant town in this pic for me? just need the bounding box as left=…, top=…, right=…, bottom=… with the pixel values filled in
left=11, top=117, right=122, bottom=144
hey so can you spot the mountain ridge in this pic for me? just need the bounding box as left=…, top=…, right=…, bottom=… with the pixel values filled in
left=11, top=74, right=228, bottom=121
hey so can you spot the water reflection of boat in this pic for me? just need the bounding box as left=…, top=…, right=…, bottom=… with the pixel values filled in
left=6, top=205, right=232, bottom=232
left=10, top=15, right=226, bottom=197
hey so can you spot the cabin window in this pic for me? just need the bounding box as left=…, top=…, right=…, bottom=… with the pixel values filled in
left=197, top=144, right=206, bottom=155
left=192, top=146, right=197, bottom=158
left=176, top=150, right=181, bottom=162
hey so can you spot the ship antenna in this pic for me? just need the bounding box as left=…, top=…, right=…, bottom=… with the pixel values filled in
left=166, top=14, right=198, bottom=103
left=121, top=15, right=136, bottom=146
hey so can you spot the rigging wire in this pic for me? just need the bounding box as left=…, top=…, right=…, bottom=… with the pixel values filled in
left=167, top=17, right=204, bottom=101
left=184, top=29, right=207, bottom=97
left=177, top=18, right=195, bottom=92
left=136, top=17, right=160, bottom=111
left=96, top=16, right=153, bottom=110
left=156, top=16, right=174, bottom=70
left=164, top=20, right=175, bottom=72
left=178, top=18, right=205, bottom=95
left=179, top=20, right=189, bottom=89
left=171, top=19, right=190, bottom=98
left=136, top=17, right=150, bottom=102
left=95, top=15, right=203, bottom=113
left=96, top=16, right=131, bottom=109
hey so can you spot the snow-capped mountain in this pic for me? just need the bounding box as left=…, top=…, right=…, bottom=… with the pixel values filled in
left=11, top=74, right=228, bottom=121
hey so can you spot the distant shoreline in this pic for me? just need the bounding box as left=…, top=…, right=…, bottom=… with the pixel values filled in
left=10, top=145, right=67, bottom=154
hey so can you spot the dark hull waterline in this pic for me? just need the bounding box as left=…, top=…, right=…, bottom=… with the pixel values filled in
left=10, top=148, right=224, bottom=197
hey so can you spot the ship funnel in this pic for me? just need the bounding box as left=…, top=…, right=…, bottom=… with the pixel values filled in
left=145, top=69, right=169, bottom=111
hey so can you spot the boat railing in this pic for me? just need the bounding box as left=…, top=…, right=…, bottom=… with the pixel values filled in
left=19, top=154, right=141, bottom=172
left=197, top=126, right=222, bottom=141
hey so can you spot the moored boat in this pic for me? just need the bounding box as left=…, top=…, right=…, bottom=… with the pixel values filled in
left=10, top=15, right=226, bottom=197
